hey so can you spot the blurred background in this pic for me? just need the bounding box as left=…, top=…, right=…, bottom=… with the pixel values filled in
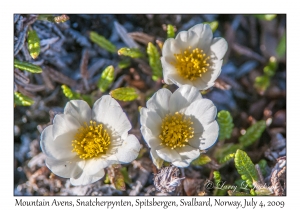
left=14, top=14, right=286, bottom=196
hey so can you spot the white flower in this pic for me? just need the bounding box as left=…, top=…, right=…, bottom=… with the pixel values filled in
left=40, top=96, right=141, bottom=186
left=161, top=23, right=228, bottom=90
left=140, top=85, right=218, bottom=168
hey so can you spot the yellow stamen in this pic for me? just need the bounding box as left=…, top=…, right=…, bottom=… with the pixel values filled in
left=173, top=47, right=210, bottom=81
left=72, top=121, right=111, bottom=160
left=159, top=112, right=194, bottom=149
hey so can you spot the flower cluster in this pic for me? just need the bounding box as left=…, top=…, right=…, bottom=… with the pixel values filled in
left=40, top=23, right=227, bottom=186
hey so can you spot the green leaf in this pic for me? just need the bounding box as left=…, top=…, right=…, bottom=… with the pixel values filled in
left=276, top=33, right=286, bottom=58
left=89, top=31, right=117, bottom=53
left=110, top=87, right=139, bottom=101
left=217, top=110, right=234, bottom=141
left=14, top=92, right=34, bottom=106
left=118, top=47, right=143, bottom=58
left=204, top=21, right=219, bottom=33
left=147, top=42, right=162, bottom=81
left=14, top=59, right=42, bottom=73
left=238, top=120, right=266, bottom=147
left=191, top=154, right=211, bottom=166
left=61, top=85, right=81, bottom=100
left=214, top=143, right=242, bottom=163
left=219, top=153, right=235, bottom=164
left=118, top=59, right=131, bottom=69
left=263, top=56, right=277, bottom=77
left=98, top=65, right=114, bottom=93
left=27, top=30, right=40, bottom=59
left=234, top=149, right=259, bottom=188
left=254, top=75, right=270, bottom=92
left=167, top=24, right=175, bottom=38
left=120, top=167, right=132, bottom=185
left=258, top=159, right=268, bottom=176
left=213, top=171, right=221, bottom=183
left=253, top=14, right=277, bottom=21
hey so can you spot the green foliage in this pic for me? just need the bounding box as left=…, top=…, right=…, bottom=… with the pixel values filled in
left=214, top=143, right=242, bottom=163
left=253, top=14, right=277, bottom=21
left=213, top=171, right=221, bottom=183
left=61, top=85, right=81, bottom=100
left=213, top=171, right=227, bottom=196
left=14, top=59, right=42, bottom=73
left=238, top=120, right=266, bottom=147
left=258, top=159, right=268, bottom=176
left=118, top=47, right=143, bottom=58
left=98, top=65, right=114, bottom=92
left=167, top=24, right=175, bottom=38
left=147, top=42, right=163, bottom=81
left=14, top=92, right=34, bottom=106
left=89, top=31, right=117, bottom=53
left=120, top=167, right=132, bottom=185
left=234, top=149, right=259, bottom=188
left=191, top=154, right=211, bottom=166
left=27, top=30, right=40, bottom=59
left=254, top=75, right=270, bottom=92
left=110, top=87, right=139, bottom=101
left=118, top=59, right=131, bottom=69
left=217, top=110, right=234, bottom=141
left=254, top=57, right=277, bottom=92
left=219, top=153, right=235, bottom=164
left=276, top=33, right=286, bottom=58
left=204, top=21, right=219, bottom=33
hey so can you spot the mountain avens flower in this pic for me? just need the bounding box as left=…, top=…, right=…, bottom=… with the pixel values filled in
left=40, top=96, right=141, bottom=186
left=140, top=85, right=218, bottom=168
left=161, top=23, right=228, bottom=90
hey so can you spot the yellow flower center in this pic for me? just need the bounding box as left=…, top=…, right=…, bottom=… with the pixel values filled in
left=72, top=121, right=111, bottom=160
left=173, top=47, right=210, bottom=81
left=159, top=112, right=194, bottom=149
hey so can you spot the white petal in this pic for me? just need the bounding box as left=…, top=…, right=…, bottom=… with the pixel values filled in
left=64, top=100, right=92, bottom=126
left=165, top=73, right=193, bottom=87
left=176, top=145, right=200, bottom=161
left=92, top=95, right=131, bottom=139
left=200, top=120, right=219, bottom=150
left=175, top=30, right=200, bottom=50
left=162, top=38, right=181, bottom=57
left=140, top=126, right=161, bottom=148
left=172, top=145, right=200, bottom=167
left=169, top=85, right=202, bottom=113
left=156, top=147, right=181, bottom=162
left=140, top=108, right=161, bottom=136
left=210, top=37, right=228, bottom=60
left=191, top=77, right=212, bottom=90
left=70, top=168, right=105, bottom=186
left=188, top=132, right=203, bottom=148
left=52, top=114, right=81, bottom=139
left=115, top=134, right=141, bottom=163
left=189, top=24, right=213, bottom=52
left=150, top=149, right=164, bottom=169
left=84, top=157, right=118, bottom=176
left=200, top=59, right=223, bottom=84
left=184, top=99, right=217, bottom=129
left=41, top=125, right=77, bottom=161
left=45, top=157, right=84, bottom=178
left=146, top=88, right=172, bottom=118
